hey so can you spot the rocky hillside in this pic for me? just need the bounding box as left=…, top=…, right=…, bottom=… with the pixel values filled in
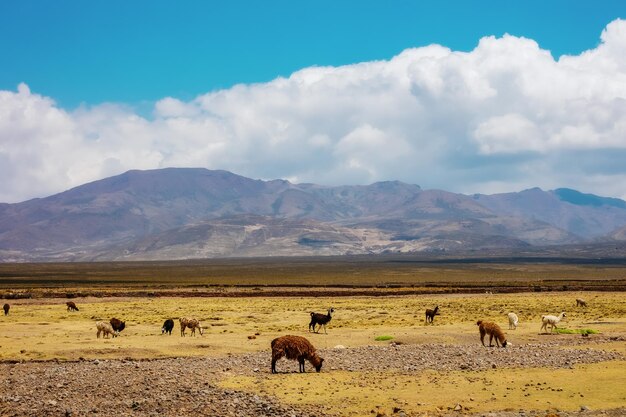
left=1, top=168, right=624, bottom=261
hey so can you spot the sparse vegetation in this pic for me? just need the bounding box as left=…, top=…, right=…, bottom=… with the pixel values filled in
left=554, top=328, right=599, bottom=335
left=0, top=260, right=624, bottom=416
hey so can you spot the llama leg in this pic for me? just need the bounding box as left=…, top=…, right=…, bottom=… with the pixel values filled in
left=271, top=358, right=277, bottom=374
left=299, top=358, right=305, bottom=373
left=489, top=333, right=494, bottom=347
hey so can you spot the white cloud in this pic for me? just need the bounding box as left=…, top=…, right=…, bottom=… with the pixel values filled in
left=1, top=20, right=626, bottom=203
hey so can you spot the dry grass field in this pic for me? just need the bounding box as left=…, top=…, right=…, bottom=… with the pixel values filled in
left=1, top=289, right=625, bottom=416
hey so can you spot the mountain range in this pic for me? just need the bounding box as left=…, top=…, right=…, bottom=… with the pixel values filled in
left=1, top=168, right=626, bottom=262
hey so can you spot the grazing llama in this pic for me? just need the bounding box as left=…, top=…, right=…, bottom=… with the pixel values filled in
left=66, top=301, right=79, bottom=311
left=576, top=298, right=587, bottom=307
left=109, top=318, right=126, bottom=333
left=271, top=335, right=324, bottom=373
left=3, top=303, right=9, bottom=315
left=96, top=321, right=118, bottom=338
left=540, top=312, right=566, bottom=333
left=507, top=312, right=519, bottom=330
left=162, top=319, right=174, bottom=335
left=309, top=308, right=334, bottom=334
left=477, top=320, right=508, bottom=347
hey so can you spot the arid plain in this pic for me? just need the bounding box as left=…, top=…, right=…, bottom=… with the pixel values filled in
left=0, top=257, right=625, bottom=416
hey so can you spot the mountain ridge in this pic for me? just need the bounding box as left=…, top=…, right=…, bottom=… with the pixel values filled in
left=1, top=168, right=625, bottom=262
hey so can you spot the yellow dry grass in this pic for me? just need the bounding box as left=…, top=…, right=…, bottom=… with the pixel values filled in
left=1, top=291, right=625, bottom=414
left=1, top=292, right=624, bottom=360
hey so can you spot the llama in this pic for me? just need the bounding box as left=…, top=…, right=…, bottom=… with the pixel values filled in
left=425, top=305, right=440, bottom=324
left=110, top=318, right=126, bottom=333
left=66, top=301, right=79, bottom=311
left=179, top=317, right=203, bottom=336
left=540, top=312, right=566, bottom=333
left=3, top=303, right=9, bottom=315
left=576, top=298, right=587, bottom=307
left=162, top=319, right=174, bottom=335
left=271, top=335, right=324, bottom=373
left=309, top=308, right=334, bottom=334
left=96, top=321, right=118, bottom=338
left=507, top=312, right=519, bottom=330
left=477, top=320, right=508, bottom=347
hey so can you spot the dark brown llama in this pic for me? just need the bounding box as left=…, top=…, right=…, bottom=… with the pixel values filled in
left=309, top=307, right=334, bottom=334
left=425, top=305, right=440, bottom=324
left=271, top=335, right=324, bottom=373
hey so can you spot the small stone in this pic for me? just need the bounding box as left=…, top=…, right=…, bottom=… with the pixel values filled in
left=454, top=403, right=462, bottom=411
left=46, top=400, right=57, bottom=406
left=580, top=405, right=590, bottom=411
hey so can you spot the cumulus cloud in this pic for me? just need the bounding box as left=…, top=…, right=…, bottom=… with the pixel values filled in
left=2, top=19, right=626, bottom=203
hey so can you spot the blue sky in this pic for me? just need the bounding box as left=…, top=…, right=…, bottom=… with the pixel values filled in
left=1, top=1, right=622, bottom=108
left=1, top=1, right=626, bottom=203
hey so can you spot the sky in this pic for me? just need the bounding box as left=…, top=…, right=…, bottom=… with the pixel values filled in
left=1, top=1, right=626, bottom=203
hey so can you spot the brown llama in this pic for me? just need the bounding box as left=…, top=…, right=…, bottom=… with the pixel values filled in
left=477, top=320, right=508, bottom=347
left=271, top=335, right=324, bottom=374
left=66, top=301, right=79, bottom=311
left=576, top=298, right=587, bottom=307
left=3, top=303, right=9, bottom=315
left=425, top=305, right=440, bottom=324
left=96, top=321, right=118, bottom=338
left=179, top=317, right=203, bottom=336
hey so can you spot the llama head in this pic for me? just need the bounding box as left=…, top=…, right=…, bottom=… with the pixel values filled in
left=119, top=322, right=126, bottom=332
left=313, top=356, right=324, bottom=372
left=502, top=340, right=508, bottom=348
left=476, top=320, right=483, bottom=326
left=199, top=326, right=204, bottom=336
left=329, top=307, right=335, bottom=314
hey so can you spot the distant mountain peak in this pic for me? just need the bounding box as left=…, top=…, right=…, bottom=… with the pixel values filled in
left=553, top=188, right=626, bottom=209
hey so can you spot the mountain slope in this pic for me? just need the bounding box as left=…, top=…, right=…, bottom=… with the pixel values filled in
left=472, top=188, right=626, bottom=238
left=1, top=168, right=624, bottom=261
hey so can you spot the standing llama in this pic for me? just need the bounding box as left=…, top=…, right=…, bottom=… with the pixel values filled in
left=179, top=317, right=203, bottom=336
left=309, top=308, right=334, bottom=334
left=507, top=312, right=519, bottom=330
left=540, top=312, right=566, bottom=333
left=425, top=305, right=440, bottom=324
